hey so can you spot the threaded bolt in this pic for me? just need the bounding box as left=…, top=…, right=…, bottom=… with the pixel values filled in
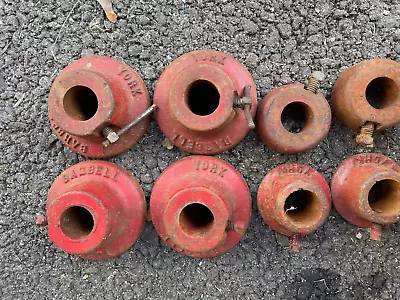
left=305, top=71, right=325, bottom=94
left=226, top=220, right=246, bottom=235
left=370, top=223, right=382, bottom=241
left=233, top=85, right=255, bottom=130
left=289, top=234, right=301, bottom=252
left=102, top=126, right=119, bottom=145
left=356, top=121, right=375, bottom=146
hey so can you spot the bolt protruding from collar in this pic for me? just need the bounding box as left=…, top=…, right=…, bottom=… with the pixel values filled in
left=289, top=234, right=301, bottom=252
left=370, top=223, right=382, bottom=241
left=102, top=104, right=158, bottom=148
left=306, top=71, right=325, bottom=93
left=234, top=85, right=255, bottom=130
left=356, top=121, right=375, bottom=147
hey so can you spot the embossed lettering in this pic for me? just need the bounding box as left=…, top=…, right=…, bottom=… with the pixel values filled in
left=187, top=140, right=195, bottom=150
left=196, top=160, right=228, bottom=178
left=64, top=133, right=71, bottom=144
left=88, top=166, right=95, bottom=174
left=218, top=167, right=227, bottom=178
left=171, top=132, right=180, bottom=141
left=96, top=165, right=103, bottom=175
left=223, top=136, right=232, bottom=146
left=171, top=132, right=232, bottom=152
left=62, top=165, right=120, bottom=184
left=192, top=53, right=227, bottom=65
left=50, top=119, right=89, bottom=154
left=354, top=154, right=392, bottom=167
left=213, top=139, right=223, bottom=149
left=119, top=69, right=142, bottom=98
left=209, top=163, right=218, bottom=174
left=104, top=168, right=111, bottom=178
left=112, top=170, right=120, bottom=182
left=70, top=170, right=77, bottom=180
left=278, top=164, right=312, bottom=177
left=195, top=142, right=203, bottom=151
left=72, top=139, right=81, bottom=148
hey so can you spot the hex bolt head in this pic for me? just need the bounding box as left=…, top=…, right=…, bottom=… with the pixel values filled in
left=106, top=131, right=120, bottom=144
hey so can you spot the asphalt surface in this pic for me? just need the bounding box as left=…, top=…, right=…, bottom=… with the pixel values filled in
left=1, top=0, right=400, bottom=299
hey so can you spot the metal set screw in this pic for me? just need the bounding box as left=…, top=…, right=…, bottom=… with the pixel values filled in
left=102, top=126, right=120, bottom=144
left=234, top=85, right=255, bottom=130
left=304, top=70, right=377, bottom=147
left=226, top=220, right=246, bottom=235
left=305, top=71, right=325, bottom=94
left=356, top=121, right=375, bottom=147
left=102, top=104, right=158, bottom=148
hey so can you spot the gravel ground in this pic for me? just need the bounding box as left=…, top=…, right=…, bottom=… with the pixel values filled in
left=1, top=0, right=400, bottom=299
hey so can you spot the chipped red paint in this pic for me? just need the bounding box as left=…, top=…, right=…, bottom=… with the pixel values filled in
left=256, top=83, right=331, bottom=154
left=257, top=163, right=331, bottom=243
left=150, top=156, right=251, bottom=258
left=331, top=59, right=400, bottom=132
left=154, top=50, right=257, bottom=155
left=331, top=153, right=400, bottom=239
left=46, top=161, right=146, bottom=260
left=48, top=56, right=151, bottom=158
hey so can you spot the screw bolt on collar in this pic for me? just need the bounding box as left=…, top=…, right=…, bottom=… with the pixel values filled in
left=154, top=50, right=257, bottom=155
left=102, top=104, right=158, bottom=148
left=331, top=59, right=400, bottom=146
left=48, top=56, right=151, bottom=158
left=356, top=121, right=375, bottom=147
left=305, top=71, right=325, bottom=94
left=233, top=85, right=255, bottom=130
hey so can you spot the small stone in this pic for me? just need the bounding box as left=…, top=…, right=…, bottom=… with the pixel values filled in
left=145, top=157, right=158, bottom=169
left=245, top=53, right=259, bottom=68
left=356, top=232, right=363, bottom=239
left=243, top=18, right=258, bottom=34
left=137, top=15, right=150, bottom=25
left=140, top=173, right=153, bottom=184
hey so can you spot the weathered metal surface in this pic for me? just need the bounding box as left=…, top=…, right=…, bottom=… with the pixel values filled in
left=150, top=156, right=251, bottom=258
left=154, top=50, right=257, bottom=155
left=331, top=153, right=400, bottom=240
left=256, top=83, right=331, bottom=154
left=257, top=163, right=331, bottom=250
left=48, top=56, right=151, bottom=158
left=46, top=161, right=146, bottom=260
left=331, top=59, right=400, bottom=145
